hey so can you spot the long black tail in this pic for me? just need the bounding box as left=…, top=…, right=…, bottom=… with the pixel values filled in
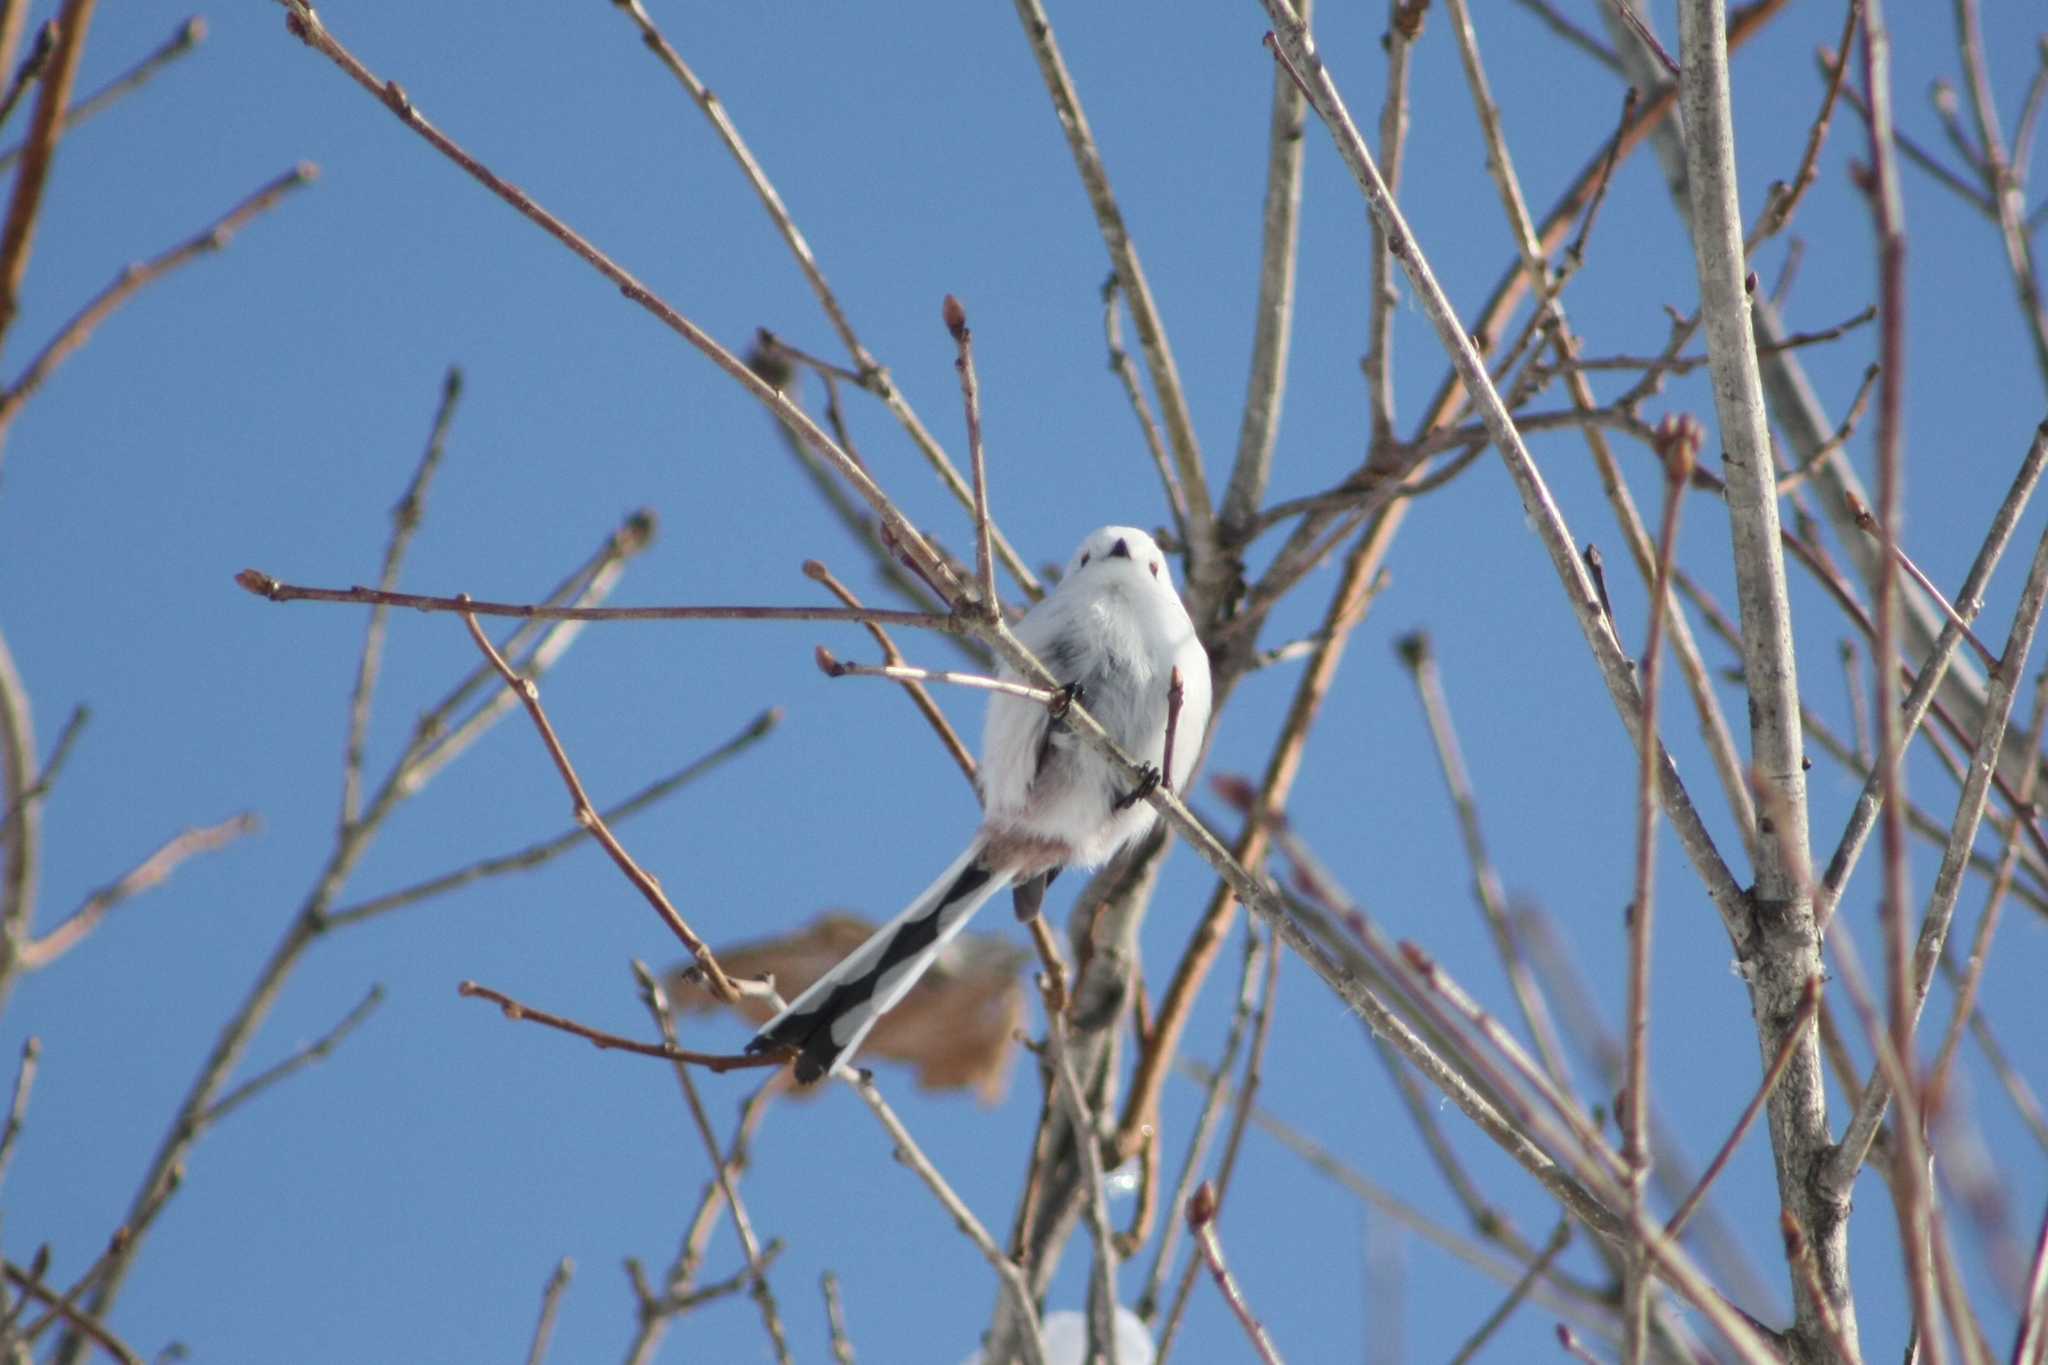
left=747, top=841, right=1013, bottom=1084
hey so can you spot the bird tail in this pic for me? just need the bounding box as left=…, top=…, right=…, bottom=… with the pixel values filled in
left=746, top=839, right=1014, bottom=1085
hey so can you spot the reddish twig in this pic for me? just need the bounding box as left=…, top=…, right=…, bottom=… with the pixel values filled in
left=1186, top=1182, right=1283, bottom=1365
left=1607, top=0, right=1680, bottom=78
left=270, top=0, right=965, bottom=610
left=457, top=981, right=778, bottom=1072
left=0, top=0, right=94, bottom=343
left=945, top=295, right=997, bottom=617
left=1842, top=493, right=1998, bottom=667
left=802, top=559, right=975, bottom=786
left=1620, top=415, right=1697, bottom=1362
left=1749, top=0, right=1861, bottom=249
left=237, top=571, right=961, bottom=635
left=457, top=603, right=740, bottom=1003
left=1665, top=977, right=1821, bottom=1239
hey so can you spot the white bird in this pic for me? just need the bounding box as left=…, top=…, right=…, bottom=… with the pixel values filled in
left=749, top=525, right=1213, bottom=1084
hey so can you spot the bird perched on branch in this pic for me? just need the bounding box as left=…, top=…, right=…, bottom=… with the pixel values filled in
left=748, top=525, right=1212, bottom=1084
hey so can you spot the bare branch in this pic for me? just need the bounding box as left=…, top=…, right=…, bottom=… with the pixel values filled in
left=341, top=365, right=461, bottom=831
left=458, top=603, right=740, bottom=1003
left=236, top=571, right=963, bottom=635
left=1009, top=0, right=1214, bottom=584
left=20, top=814, right=258, bottom=972
left=0, top=163, right=314, bottom=454
left=522, top=1258, right=573, bottom=1365
left=0, top=1035, right=38, bottom=1193
left=1185, top=1182, right=1283, bottom=1365
left=201, top=985, right=385, bottom=1127
left=457, top=981, right=778, bottom=1073
left=0, top=0, right=94, bottom=344
left=0, top=16, right=203, bottom=170
left=849, top=1073, right=1048, bottom=1365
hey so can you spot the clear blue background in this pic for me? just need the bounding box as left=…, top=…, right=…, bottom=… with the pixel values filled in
left=3, top=1, right=2045, bottom=1361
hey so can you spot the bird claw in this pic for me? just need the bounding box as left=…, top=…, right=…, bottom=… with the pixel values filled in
left=1115, top=764, right=1162, bottom=811
left=1048, top=681, right=1084, bottom=723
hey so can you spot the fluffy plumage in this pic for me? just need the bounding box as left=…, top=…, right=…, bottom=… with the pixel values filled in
left=748, top=526, right=1211, bottom=1084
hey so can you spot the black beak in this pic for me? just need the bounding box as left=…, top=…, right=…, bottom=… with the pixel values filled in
left=1109, top=538, right=1131, bottom=559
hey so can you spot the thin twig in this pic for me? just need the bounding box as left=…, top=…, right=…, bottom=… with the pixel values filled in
left=1262, top=0, right=1749, bottom=940
left=626, top=1077, right=779, bottom=1365
left=848, top=1073, right=1048, bottom=1365
left=1219, top=0, right=1312, bottom=541
left=326, top=708, right=780, bottom=929
left=1842, top=493, right=1998, bottom=667
left=1508, top=0, right=1621, bottom=72
left=1395, top=631, right=1573, bottom=1091
left=1816, top=418, right=2048, bottom=931
left=802, top=561, right=974, bottom=786
left=1925, top=662, right=2048, bottom=1110
left=460, top=602, right=739, bottom=1001
left=1185, top=1182, right=1283, bottom=1365
left=1620, top=420, right=1695, bottom=1364
left=1361, top=0, right=1415, bottom=465
left=1775, top=363, right=1879, bottom=498
left=1101, top=275, right=1186, bottom=545
left=1009, top=0, right=1214, bottom=583
left=0, top=0, right=95, bottom=345
left=1032, top=937, right=1121, bottom=1365
left=201, top=985, right=385, bottom=1126
left=2015, top=1198, right=2048, bottom=1365
left=60, top=516, right=648, bottom=1362
left=20, top=814, right=258, bottom=971
left=1180, top=1055, right=1618, bottom=1332
left=2, top=1262, right=140, bottom=1365
left=814, top=648, right=1057, bottom=706
left=1665, top=977, right=1821, bottom=1239
left=1608, top=0, right=1681, bottom=77
left=238, top=572, right=963, bottom=636
left=0, top=23, right=55, bottom=137
left=821, top=1272, right=855, bottom=1365
left=0, top=163, right=315, bottom=448
left=522, top=1258, right=573, bottom=1365
left=1557, top=1323, right=1606, bottom=1365
left=1137, top=923, right=1265, bottom=1321
left=636, top=963, right=791, bottom=1364
left=0, top=1035, right=38, bottom=1193
left=1447, top=1221, right=1572, bottom=1365
left=0, top=701, right=84, bottom=840
left=0, top=16, right=202, bottom=171
left=272, top=0, right=969, bottom=613
left=340, top=365, right=461, bottom=831
left=1156, top=902, right=1285, bottom=1362
left=1826, top=499, right=2048, bottom=1190
left=608, top=0, right=1040, bottom=599
left=1951, top=0, right=2048, bottom=386
left=945, top=295, right=998, bottom=616
left=1749, top=1, right=1861, bottom=250
left=457, top=980, right=779, bottom=1073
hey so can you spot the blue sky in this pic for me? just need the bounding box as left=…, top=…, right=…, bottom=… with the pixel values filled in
left=4, top=1, right=2046, bottom=1361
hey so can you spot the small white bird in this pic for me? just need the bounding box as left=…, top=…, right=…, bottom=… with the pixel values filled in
left=749, top=525, right=1213, bottom=1084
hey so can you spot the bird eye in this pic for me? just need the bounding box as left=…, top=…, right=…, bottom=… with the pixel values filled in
left=1149, top=561, right=1160, bottom=578
left=1079, top=552, right=1091, bottom=566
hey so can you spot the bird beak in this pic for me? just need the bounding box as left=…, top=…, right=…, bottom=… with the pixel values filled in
left=1109, top=538, right=1131, bottom=559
